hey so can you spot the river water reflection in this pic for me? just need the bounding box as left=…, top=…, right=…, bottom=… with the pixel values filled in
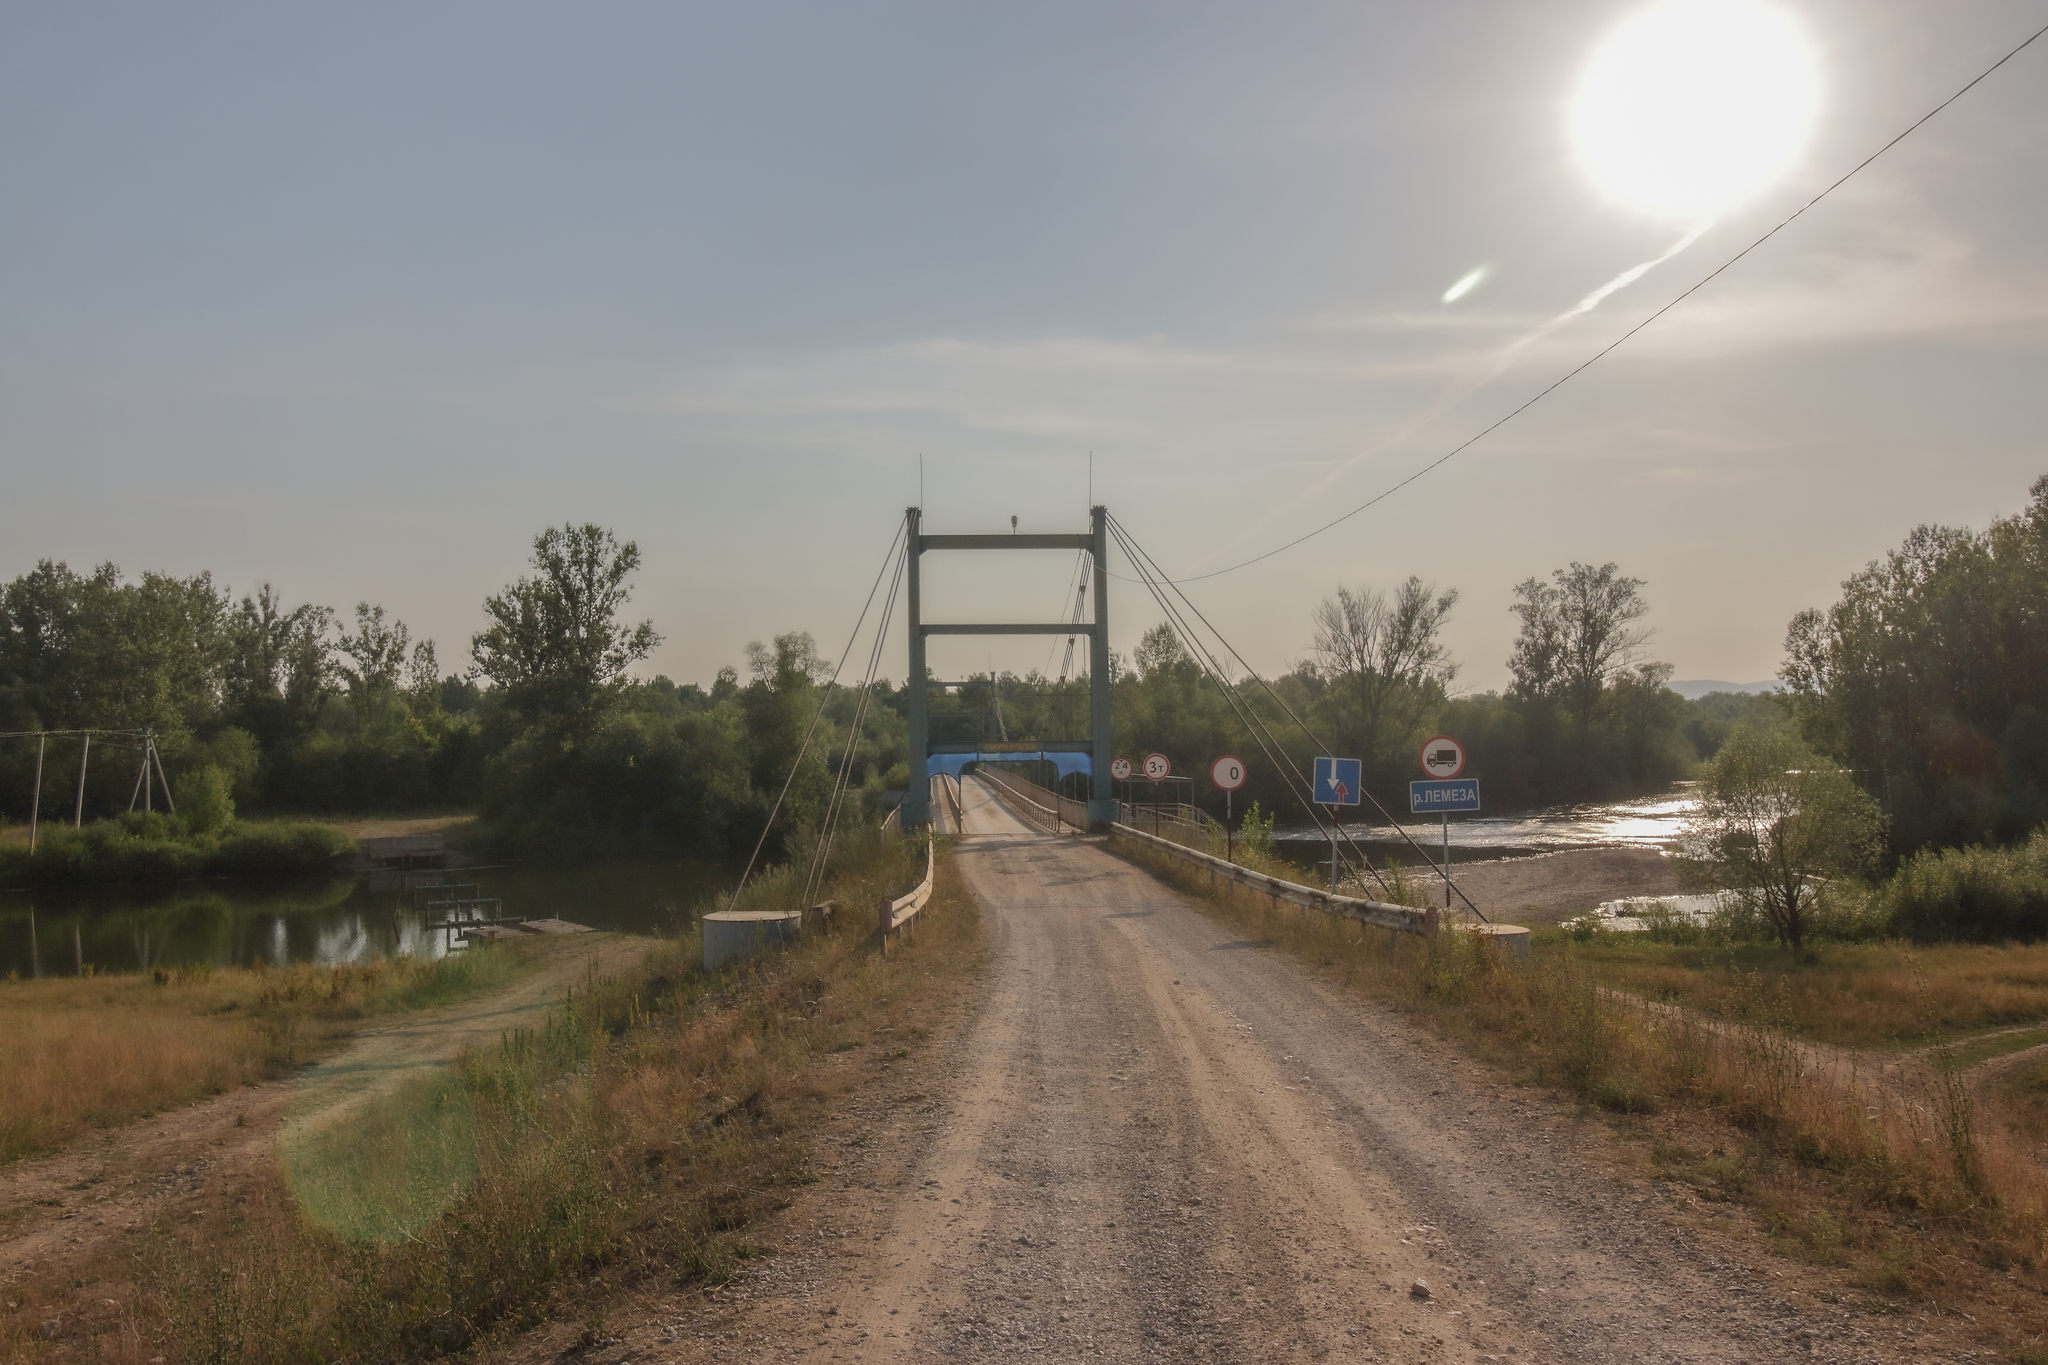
left=0, top=857, right=730, bottom=979
left=1274, top=785, right=1697, bottom=866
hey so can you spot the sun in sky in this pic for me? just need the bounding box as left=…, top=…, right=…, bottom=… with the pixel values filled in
left=1568, top=0, right=1822, bottom=225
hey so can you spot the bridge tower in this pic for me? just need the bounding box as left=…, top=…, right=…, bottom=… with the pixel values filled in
left=901, top=505, right=1117, bottom=830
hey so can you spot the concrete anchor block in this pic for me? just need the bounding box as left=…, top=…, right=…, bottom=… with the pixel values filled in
left=1467, top=923, right=1532, bottom=965
left=702, top=910, right=802, bottom=970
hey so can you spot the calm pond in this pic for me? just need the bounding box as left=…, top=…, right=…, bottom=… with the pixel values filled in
left=0, top=857, right=731, bottom=979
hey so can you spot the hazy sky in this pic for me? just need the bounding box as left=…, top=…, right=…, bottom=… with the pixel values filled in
left=3, top=1, right=2043, bottom=695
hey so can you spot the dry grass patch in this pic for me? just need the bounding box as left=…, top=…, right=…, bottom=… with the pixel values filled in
left=0, top=950, right=525, bottom=1163
left=1566, top=936, right=2048, bottom=1048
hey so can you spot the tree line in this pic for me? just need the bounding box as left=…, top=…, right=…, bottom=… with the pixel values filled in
left=8, top=476, right=2042, bottom=873
left=0, top=526, right=906, bottom=863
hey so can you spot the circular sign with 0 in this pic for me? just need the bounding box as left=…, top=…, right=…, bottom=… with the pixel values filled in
left=1210, top=755, right=1247, bottom=791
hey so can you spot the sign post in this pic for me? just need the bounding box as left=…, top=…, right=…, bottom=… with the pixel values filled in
left=1210, top=754, right=1247, bottom=863
left=1412, top=736, right=1473, bottom=910
left=1143, top=753, right=1171, bottom=835
left=1312, top=756, right=1362, bottom=891
left=1111, top=757, right=1132, bottom=818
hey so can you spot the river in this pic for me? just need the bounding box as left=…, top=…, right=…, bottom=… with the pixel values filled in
left=1272, top=785, right=1696, bottom=870
left=0, top=857, right=729, bottom=979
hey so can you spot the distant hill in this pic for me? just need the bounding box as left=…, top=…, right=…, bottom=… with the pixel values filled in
left=1670, top=679, right=1780, bottom=700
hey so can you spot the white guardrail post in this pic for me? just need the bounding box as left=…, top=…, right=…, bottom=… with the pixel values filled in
left=878, top=832, right=937, bottom=939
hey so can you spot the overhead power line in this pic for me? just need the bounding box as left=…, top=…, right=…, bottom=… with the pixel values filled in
left=1157, top=17, right=2048, bottom=586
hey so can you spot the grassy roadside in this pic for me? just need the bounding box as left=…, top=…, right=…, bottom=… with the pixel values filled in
left=1107, top=833, right=2048, bottom=1359
left=1557, top=933, right=2048, bottom=1050
left=3, top=828, right=984, bottom=1365
left=0, top=949, right=527, bottom=1163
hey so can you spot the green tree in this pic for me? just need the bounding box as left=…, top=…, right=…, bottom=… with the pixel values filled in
left=1782, top=475, right=2048, bottom=854
left=471, top=524, right=660, bottom=735
left=221, top=585, right=334, bottom=749
left=1309, top=577, right=1458, bottom=780
left=1509, top=562, right=1653, bottom=728
left=1678, top=726, right=1882, bottom=948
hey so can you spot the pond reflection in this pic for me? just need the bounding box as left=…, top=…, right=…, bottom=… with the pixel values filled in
left=0, top=856, right=730, bottom=979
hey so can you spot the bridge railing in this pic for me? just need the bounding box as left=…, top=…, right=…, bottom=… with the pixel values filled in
left=1118, top=802, right=1219, bottom=848
left=978, top=767, right=1089, bottom=832
left=932, top=773, right=965, bottom=834
left=1109, top=821, right=1437, bottom=938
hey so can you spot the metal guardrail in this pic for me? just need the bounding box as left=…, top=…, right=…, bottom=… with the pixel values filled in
left=978, top=767, right=1089, bottom=831
left=942, top=774, right=966, bottom=832
left=878, top=834, right=935, bottom=936
left=1110, top=822, right=1437, bottom=938
left=1119, top=801, right=1216, bottom=830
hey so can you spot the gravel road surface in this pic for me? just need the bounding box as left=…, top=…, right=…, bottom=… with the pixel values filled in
left=772, top=775, right=1818, bottom=1364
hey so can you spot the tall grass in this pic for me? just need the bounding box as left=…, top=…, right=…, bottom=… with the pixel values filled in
left=1562, top=935, right=2048, bottom=1047
left=6, top=828, right=978, bottom=1365
left=0, top=950, right=523, bottom=1162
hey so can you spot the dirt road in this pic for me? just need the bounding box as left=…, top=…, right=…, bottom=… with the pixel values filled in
left=665, top=775, right=1847, bottom=1364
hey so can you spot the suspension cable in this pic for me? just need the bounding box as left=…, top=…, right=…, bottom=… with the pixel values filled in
left=725, top=517, right=909, bottom=913
left=803, top=532, right=910, bottom=905
left=1112, top=513, right=1489, bottom=920
left=1106, top=518, right=1394, bottom=897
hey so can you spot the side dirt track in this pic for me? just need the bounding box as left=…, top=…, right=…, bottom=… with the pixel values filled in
left=593, top=775, right=1968, bottom=1365
left=0, top=932, right=639, bottom=1283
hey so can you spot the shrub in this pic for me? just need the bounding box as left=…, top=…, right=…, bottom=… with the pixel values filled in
left=212, top=822, right=357, bottom=877
left=1885, top=828, right=2048, bottom=942
left=176, top=763, right=237, bottom=834
left=0, top=817, right=354, bottom=887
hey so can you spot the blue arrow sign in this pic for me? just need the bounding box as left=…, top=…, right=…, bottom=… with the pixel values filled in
left=1313, top=756, right=1361, bottom=806
left=1410, top=778, right=1480, bottom=813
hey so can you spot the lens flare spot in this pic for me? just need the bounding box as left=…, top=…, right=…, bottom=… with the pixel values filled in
left=1441, top=267, right=1489, bottom=304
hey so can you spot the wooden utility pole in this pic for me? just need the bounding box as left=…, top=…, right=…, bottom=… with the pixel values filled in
left=73, top=734, right=89, bottom=827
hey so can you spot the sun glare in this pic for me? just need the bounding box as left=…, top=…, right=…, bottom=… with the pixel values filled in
left=1569, top=0, right=1820, bottom=224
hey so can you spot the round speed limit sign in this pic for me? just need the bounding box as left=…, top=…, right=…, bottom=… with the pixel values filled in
left=1210, top=755, right=1247, bottom=791
left=1143, top=752, right=1172, bottom=781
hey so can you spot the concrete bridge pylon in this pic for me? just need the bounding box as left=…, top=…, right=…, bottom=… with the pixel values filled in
left=900, top=505, right=1116, bottom=831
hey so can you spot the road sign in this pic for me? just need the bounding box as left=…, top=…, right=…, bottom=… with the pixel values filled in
left=1210, top=755, right=1247, bottom=791
left=1419, top=735, right=1466, bottom=779
left=1312, top=756, right=1361, bottom=806
left=1143, top=752, right=1171, bottom=781
left=1110, top=757, right=1132, bottom=781
left=1410, top=778, right=1480, bottom=813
